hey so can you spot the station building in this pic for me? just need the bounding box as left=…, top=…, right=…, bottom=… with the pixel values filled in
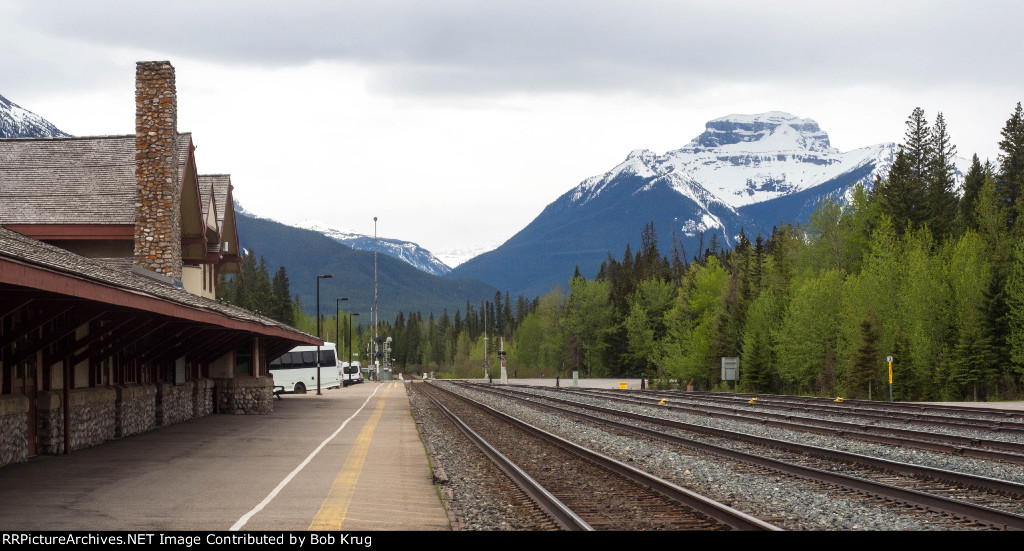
left=0, top=61, right=319, bottom=467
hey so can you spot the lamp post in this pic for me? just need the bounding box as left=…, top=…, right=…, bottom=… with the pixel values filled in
left=336, top=297, right=348, bottom=363
left=316, top=274, right=333, bottom=395
left=373, top=217, right=378, bottom=372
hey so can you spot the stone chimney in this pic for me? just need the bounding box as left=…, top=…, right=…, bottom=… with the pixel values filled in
left=134, top=61, right=182, bottom=280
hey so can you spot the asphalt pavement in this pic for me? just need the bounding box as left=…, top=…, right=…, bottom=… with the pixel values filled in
left=0, top=381, right=449, bottom=532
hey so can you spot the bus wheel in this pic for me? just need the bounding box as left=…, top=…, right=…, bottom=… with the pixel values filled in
left=295, top=382, right=307, bottom=394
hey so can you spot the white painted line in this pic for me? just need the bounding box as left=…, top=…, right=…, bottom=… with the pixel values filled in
left=230, top=383, right=385, bottom=531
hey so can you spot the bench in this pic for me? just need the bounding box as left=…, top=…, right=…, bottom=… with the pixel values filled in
left=273, top=385, right=285, bottom=400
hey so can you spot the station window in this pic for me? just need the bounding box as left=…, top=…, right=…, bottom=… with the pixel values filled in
left=236, top=341, right=253, bottom=376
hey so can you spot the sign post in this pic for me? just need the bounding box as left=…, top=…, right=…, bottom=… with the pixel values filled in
left=887, top=355, right=894, bottom=402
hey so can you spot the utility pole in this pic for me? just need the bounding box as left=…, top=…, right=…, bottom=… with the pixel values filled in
left=483, top=306, right=488, bottom=379
left=373, top=216, right=379, bottom=379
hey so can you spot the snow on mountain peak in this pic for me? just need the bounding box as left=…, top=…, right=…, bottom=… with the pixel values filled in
left=566, top=112, right=894, bottom=210
left=683, top=111, right=833, bottom=153
left=295, top=219, right=359, bottom=239
left=0, top=93, right=69, bottom=138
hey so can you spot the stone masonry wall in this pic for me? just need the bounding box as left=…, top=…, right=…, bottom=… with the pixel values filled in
left=0, top=395, right=28, bottom=467
left=214, top=377, right=275, bottom=415
left=36, top=388, right=116, bottom=455
left=116, top=384, right=156, bottom=438
left=134, top=60, right=182, bottom=280
left=193, top=378, right=214, bottom=418
left=155, top=381, right=195, bottom=427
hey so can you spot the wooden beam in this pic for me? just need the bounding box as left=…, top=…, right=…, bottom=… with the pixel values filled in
left=2, top=224, right=134, bottom=240
left=0, top=303, right=74, bottom=350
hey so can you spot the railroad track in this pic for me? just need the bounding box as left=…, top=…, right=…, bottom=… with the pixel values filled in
left=651, top=390, right=1024, bottom=439
left=674, top=391, right=1024, bottom=422
left=415, top=382, right=781, bottom=531
left=551, top=386, right=1024, bottom=463
left=455, top=382, right=1024, bottom=530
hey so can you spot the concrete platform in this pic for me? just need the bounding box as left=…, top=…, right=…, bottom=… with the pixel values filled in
left=0, top=381, right=450, bottom=531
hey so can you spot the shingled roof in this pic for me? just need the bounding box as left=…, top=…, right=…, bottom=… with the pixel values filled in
left=0, top=225, right=318, bottom=342
left=0, top=132, right=196, bottom=226
left=0, top=135, right=136, bottom=225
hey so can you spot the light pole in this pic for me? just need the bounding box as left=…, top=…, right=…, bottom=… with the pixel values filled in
left=373, top=217, right=378, bottom=361
left=316, top=274, right=333, bottom=395
left=336, top=297, right=348, bottom=362
left=373, top=216, right=379, bottom=380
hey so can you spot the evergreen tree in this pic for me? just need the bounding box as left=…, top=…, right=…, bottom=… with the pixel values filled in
left=502, top=291, right=513, bottom=338
left=997, top=102, right=1024, bottom=228
left=926, top=112, right=958, bottom=238
left=234, top=250, right=258, bottom=310
left=250, top=256, right=275, bottom=316
left=878, top=146, right=927, bottom=234
left=515, top=294, right=530, bottom=333
left=847, top=311, right=880, bottom=399
left=958, top=154, right=988, bottom=231
left=904, top=107, right=933, bottom=181
left=952, top=308, right=996, bottom=400
left=493, top=292, right=504, bottom=336
left=1005, top=241, right=1024, bottom=385
left=270, top=266, right=295, bottom=325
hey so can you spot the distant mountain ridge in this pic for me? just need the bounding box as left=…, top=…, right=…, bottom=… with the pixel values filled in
left=294, top=220, right=453, bottom=276
left=232, top=205, right=457, bottom=276
left=448, top=112, right=912, bottom=299
left=0, top=93, right=69, bottom=138
left=234, top=210, right=497, bottom=321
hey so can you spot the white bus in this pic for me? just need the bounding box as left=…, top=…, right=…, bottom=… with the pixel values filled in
left=269, top=343, right=341, bottom=394
left=340, top=360, right=363, bottom=386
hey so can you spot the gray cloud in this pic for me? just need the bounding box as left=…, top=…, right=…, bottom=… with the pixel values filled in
left=6, top=0, right=1024, bottom=99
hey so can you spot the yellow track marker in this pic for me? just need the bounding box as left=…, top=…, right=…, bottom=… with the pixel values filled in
left=308, top=386, right=390, bottom=530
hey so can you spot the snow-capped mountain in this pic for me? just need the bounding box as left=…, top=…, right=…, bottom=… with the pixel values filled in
left=568, top=112, right=896, bottom=243
left=434, top=241, right=502, bottom=269
left=294, top=220, right=453, bottom=277
left=661, top=112, right=894, bottom=207
left=0, top=93, right=69, bottom=138
left=448, top=112, right=908, bottom=298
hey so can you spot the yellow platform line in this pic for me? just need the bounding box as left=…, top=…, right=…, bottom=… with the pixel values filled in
left=308, top=385, right=390, bottom=530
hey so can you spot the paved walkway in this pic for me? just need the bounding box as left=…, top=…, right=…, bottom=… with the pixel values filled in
left=0, top=381, right=450, bottom=531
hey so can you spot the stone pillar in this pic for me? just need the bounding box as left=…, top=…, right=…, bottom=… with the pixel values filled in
left=154, top=380, right=195, bottom=427
left=0, top=395, right=29, bottom=467
left=213, top=377, right=275, bottom=415
left=192, top=378, right=214, bottom=418
left=115, top=383, right=156, bottom=438
left=134, top=60, right=182, bottom=280
left=36, top=388, right=116, bottom=454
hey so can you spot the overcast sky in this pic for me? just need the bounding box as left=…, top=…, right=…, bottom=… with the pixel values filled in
left=3, top=1, right=1023, bottom=261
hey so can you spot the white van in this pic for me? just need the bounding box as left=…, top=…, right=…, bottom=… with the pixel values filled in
left=340, top=360, right=363, bottom=386
left=269, top=343, right=341, bottom=393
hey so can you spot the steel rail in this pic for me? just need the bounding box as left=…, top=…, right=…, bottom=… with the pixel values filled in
left=468, top=383, right=1024, bottom=530
left=416, top=383, right=592, bottom=531
left=676, top=391, right=1024, bottom=421
left=654, top=391, right=1024, bottom=436
left=553, top=386, right=1024, bottom=463
left=429, top=382, right=782, bottom=531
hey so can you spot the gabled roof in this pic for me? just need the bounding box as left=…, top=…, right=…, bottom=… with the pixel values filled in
left=199, top=174, right=233, bottom=229
left=0, top=132, right=200, bottom=233
left=0, top=226, right=318, bottom=343
left=197, top=174, right=241, bottom=272
left=0, top=135, right=137, bottom=225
